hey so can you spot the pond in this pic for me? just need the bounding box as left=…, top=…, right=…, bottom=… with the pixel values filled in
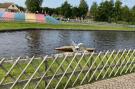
left=0, top=29, right=135, bottom=57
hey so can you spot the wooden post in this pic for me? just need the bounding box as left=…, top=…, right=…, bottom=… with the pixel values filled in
left=89, top=56, right=93, bottom=82
left=44, top=57, right=48, bottom=88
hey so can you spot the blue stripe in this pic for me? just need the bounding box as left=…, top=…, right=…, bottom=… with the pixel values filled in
left=45, top=16, right=60, bottom=24
left=14, top=13, right=25, bottom=21
left=0, top=12, right=4, bottom=20
left=0, top=12, right=4, bottom=17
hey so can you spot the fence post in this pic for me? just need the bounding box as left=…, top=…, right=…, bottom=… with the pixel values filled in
left=89, top=54, right=93, bottom=82
left=44, top=57, right=48, bottom=88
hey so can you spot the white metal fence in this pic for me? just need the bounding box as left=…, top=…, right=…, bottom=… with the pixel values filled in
left=0, top=49, right=135, bottom=89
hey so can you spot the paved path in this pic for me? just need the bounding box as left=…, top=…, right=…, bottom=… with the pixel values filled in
left=71, top=73, right=135, bottom=89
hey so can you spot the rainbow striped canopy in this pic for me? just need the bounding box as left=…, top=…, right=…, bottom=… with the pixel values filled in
left=0, top=11, right=59, bottom=24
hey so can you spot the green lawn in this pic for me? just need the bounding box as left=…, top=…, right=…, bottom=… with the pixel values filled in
left=0, top=21, right=134, bottom=31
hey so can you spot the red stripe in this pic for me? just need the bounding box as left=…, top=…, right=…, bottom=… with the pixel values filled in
left=36, top=14, right=45, bottom=23
left=3, top=12, right=14, bottom=21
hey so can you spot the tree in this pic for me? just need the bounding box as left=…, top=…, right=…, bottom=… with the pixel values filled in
left=72, top=7, right=80, bottom=18
left=42, top=7, right=54, bottom=15
left=54, top=7, right=61, bottom=15
left=121, top=6, right=131, bottom=22
left=108, top=0, right=115, bottom=22
left=90, top=2, right=98, bottom=20
left=25, top=0, right=43, bottom=13
left=60, top=1, right=72, bottom=18
left=114, top=0, right=122, bottom=22
left=95, top=0, right=114, bottom=22
left=79, top=0, right=89, bottom=19
left=131, top=6, right=135, bottom=23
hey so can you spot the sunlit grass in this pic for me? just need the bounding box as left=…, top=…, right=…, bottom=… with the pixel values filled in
left=0, top=21, right=134, bottom=31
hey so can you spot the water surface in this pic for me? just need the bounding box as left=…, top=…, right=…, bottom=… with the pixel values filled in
left=0, top=30, right=134, bottom=57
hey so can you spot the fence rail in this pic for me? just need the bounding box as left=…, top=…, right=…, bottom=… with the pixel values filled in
left=0, top=49, right=135, bottom=89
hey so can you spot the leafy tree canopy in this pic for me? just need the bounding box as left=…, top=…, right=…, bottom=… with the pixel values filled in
left=60, top=1, right=72, bottom=18
left=90, top=2, right=98, bottom=19
left=25, top=0, right=43, bottom=13
left=79, top=0, right=89, bottom=18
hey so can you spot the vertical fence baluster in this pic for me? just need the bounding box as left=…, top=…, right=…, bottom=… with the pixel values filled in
left=44, top=57, right=48, bottom=87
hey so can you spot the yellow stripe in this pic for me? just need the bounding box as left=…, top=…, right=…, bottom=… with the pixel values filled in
left=25, top=13, right=36, bottom=22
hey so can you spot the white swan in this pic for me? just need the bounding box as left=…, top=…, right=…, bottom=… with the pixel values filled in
left=71, top=41, right=85, bottom=52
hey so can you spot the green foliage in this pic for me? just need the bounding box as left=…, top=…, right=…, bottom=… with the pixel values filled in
left=24, top=0, right=135, bottom=24
left=60, top=1, right=72, bottom=18
left=72, top=7, right=80, bottom=18
left=90, top=2, right=98, bottom=20
left=121, top=6, right=131, bottom=22
left=79, top=0, right=89, bottom=19
left=25, top=0, right=43, bottom=13
left=41, top=0, right=89, bottom=19
left=42, top=7, right=55, bottom=15
left=54, top=7, right=61, bottom=15
left=95, top=0, right=114, bottom=22
left=130, top=6, right=135, bottom=23
left=90, top=0, right=135, bottom=24
left=59, top=0, right=89, bottom=18
left=114, top=0, right=122, bottom=21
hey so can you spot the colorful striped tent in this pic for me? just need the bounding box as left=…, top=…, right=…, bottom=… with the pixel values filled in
left=0, top=11, right=60, bottom=24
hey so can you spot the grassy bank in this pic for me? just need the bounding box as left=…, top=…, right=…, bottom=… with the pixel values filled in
left=0, top=21, right=134, bottom=31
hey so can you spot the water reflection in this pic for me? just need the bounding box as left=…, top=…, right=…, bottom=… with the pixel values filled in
left=0, top=30, right=134, bottom=57
left=26, top=30, right=42, bottom=57
left=92, top=31, right=117, bottom=51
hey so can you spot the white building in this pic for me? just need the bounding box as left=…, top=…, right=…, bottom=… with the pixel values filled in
left=0, top=3, right=20, bottom=12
